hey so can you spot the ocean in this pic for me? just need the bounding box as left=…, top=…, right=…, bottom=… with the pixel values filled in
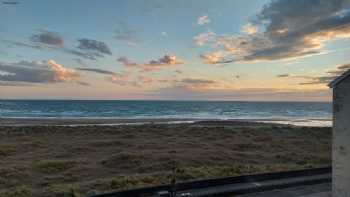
left=0, top=100, right=332, bottom=126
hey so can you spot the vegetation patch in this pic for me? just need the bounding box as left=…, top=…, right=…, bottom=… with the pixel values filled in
left=35, top=160, right=77, bottom=174
left=0, top=145, right=17, bottom=157
left=0, top=124, right=331, bottom=196
left=0, top=186, right=33, bottom=197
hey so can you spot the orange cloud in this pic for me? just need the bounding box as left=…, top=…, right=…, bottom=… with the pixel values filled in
left=200, top=52, right=232, bottom=64
left=196, top=1, right=350, bottom=64
left=241, top=23, right=258, bottom=35
left=48, top=60, right=79, bottom=82
left=0, top=59, right=81, bottom=85
left=118, top=54, right=184, bottom=72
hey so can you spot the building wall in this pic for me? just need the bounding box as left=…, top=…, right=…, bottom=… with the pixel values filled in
left=333, top=76, right=350, bottom=197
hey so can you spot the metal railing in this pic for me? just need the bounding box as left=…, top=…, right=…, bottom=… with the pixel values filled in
left=89, top=167, right=331, bottom=197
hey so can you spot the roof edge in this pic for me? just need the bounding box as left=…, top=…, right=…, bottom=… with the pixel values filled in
left=329, top=69, right=350, bottom=88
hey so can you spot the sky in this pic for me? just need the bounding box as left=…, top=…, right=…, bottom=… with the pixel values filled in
left=1, top=0, right=350, bottom=101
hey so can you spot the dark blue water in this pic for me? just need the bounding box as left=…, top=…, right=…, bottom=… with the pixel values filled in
left=0, top=100, right=332, bottom=120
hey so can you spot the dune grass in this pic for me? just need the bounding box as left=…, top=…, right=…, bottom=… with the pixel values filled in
left=0, top=124, right=331, bottom=197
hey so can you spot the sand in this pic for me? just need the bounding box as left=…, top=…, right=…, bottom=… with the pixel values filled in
left=0, top=121, right=331, bottom=197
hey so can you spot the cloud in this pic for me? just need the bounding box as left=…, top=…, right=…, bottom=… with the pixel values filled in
left=174, top=70, right=183, bottom=74
left=257, top=0, right=349, bottom=33
left=300, top=76, right=336, bottom=85
left=193, top=31, right=216, bottom=46
left=2, top=1, right=20, bottom=5
left=62, top=48, right=101, bottom=61
left=241, top=23, right=258, bottom=35
left=277, top=74, right=290, bottom=78
left=3, top=40, right=43, bottom=49
left=76, top=67, right=153, bottom=86
left=48, top=60, right=80, bottom=82
left=154, top=78, right=218, bottom=90
left=75, top=81, right=90, bottom=86
left=118, top=54, right=184, bottom=72
left=0, top=60, right=81, bottom=85
left=142, top=54, right=184, bottom=71
left=326, top=63, right=350, bottom=75
left=110, top=72, right=152, bottom=87
left=30, top=30, right=64, bottom=47
left=175, top=78, right=217, bottom=89
left=77, top=38, right=112, bottom=55
left=180, top=78, right=216, bottom=85
left=77, top=68, right=116, bottom=75
left=4, top=36, right=110, bottom=61
left=142, top=76, right=332, bottom=101
left=0, top=81, right=33, bottom=86
left=197, top=15, right=211, bottom=26
left=117, top=56, right=138, bottom=66
left=149, top=54, right=183, bottom=65
left=158, top=79, right=170, bottom=83
left=276, top=74, right=313, bottom=79
left=75, top=65, right=154, bottom=87
left=200, top=52, right=232, bottom=64
left=301, top=63, right=350, bottom=85
left=146, top=86, right=331, bottom=101
left=276, top=63, right=350, bottom=86
left=196, top=0, right=350, bottom=64
left=77, top=67, right=152, bottom=87
left=138, top=75, right=153, bottom=83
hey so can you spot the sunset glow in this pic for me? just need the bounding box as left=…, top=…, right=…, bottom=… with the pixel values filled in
left=1, top=0, right=350, bottom=101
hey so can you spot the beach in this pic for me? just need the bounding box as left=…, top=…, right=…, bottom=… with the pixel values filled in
left=0, top=120, right=331, bottom=197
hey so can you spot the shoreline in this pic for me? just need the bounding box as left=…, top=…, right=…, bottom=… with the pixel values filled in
left=0, top=117, right=332, bottom=127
